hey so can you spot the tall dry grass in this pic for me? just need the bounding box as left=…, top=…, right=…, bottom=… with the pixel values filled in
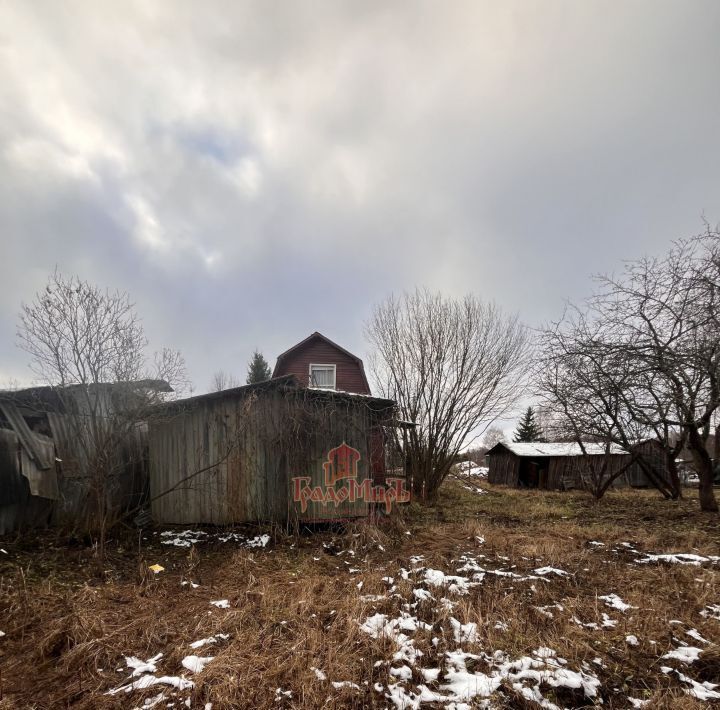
left=0, top=483, right=717, bottom=708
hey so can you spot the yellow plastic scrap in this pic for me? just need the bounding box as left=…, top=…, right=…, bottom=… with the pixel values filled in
left=149, top=563, right=165, bottom=574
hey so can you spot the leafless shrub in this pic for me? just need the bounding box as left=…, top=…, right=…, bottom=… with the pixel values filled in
left=482, top=426, right=506, bottom=451
left=209, top=370, right=241, bottom=392
left=365, top=288, right=530, bottom=498
left=16, top=270, right=190, bottom=548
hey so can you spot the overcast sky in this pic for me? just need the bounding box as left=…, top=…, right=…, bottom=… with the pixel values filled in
left=1, top=1, right=719, bottom=401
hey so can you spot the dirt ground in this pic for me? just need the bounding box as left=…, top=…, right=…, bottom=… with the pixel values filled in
left=1, top=479, right=718, bottom=709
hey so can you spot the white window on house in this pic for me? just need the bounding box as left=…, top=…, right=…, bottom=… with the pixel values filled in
left=309, top=364, right=336, bottom=389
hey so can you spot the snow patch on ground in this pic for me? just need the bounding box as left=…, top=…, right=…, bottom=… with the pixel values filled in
left=106, top=652, right=194, bottom=696
left=449, top=618, right=478, bottom=644
left=181, top=655, right=214, bottom=673
left=437, top=647, right=600, bottom=709
left=126, top=653, right=163, bottom=676
left=571, top=613, right=616, bottom=630
left=599, top=593, right=635, bottom=612
left=459, top=483, right=486, bottom=495
left=661, top=646, right=703, bottom=664
left=533, top=566, right=570, bottom=577
left=686, top=629, right=710, bottom=644
left=359, top=612, right=431, bottom=665
left=311, top=667, right=327, bottom=681
left=131, top=691, right=166, bottom=708
left=107, top=673, right=193, bottom=695
left=359, top=607, right=601, bottom=709
left=534, top=604, right=564, bottom=619
left=454, top=463, right=488, bottom=478
left=634, top=552, right=720, bottom=566
left=331, top=680, right=360, bottom=690
left=189, top=633, right=230, bottom=649
left=159, top=529, right=271, bottom=549
left=413, top=588, right=434, bottom=602
left=423, top=569, right=478, bottom=595
left=700, top=604, right=720, bottom=620
left=662, top=666, right=720, bottom=700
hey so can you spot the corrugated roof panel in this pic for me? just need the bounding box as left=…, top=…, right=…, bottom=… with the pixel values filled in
left=499, top=441, right=627, bottom=457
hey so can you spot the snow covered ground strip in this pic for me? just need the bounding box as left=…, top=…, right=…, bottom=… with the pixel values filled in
left=348, top=540, right=720, bottom=708
left=159, top=529, right=271, bottom=548
left=634, top=552, right=720, bottom=566
left=98, top=534, right=719, bottom=707
left=359, top=607, right=603, bottom=710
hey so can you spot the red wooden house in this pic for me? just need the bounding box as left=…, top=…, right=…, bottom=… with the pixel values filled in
left=273, top=332, right=385, bottom=480
left=272, top=332, right=372, bottom=395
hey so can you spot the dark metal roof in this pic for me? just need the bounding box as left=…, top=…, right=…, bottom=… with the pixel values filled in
left=274, top=331, right=364, bottom=367
left=0, top=380, right=172, bottom=413
left=152, top=374, right=298, bottom=412
left=486, top=441, right=628, bottom=458
left=150, top=374, right=395, bottom=415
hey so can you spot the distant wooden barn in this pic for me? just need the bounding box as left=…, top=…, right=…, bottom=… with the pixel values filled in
left=148, top=376, right=409, bottom=525
left=487, top=441, right=668, bottom=490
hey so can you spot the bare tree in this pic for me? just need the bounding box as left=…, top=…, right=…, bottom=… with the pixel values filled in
left=538, top=310, right=681, bottom=500
left=365, top=288, right=530, bottom=498
left=17, top=271, right=190, bottom=548
left=535, top=404, right=575, bottom=443
left=536, top=348, right=657, bottom=499
left=210, top=370, right=241, bottom=392
left=482, top=426, right=506, bottom=451
left=539, top=228, right=720, bottom=511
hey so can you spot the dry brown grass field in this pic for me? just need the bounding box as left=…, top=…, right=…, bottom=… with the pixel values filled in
left=1, top=479, right=719, bottom=709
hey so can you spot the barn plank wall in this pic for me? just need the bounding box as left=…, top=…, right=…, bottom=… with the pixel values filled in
left=149, top=388, right=386, bottom=525
left=487, top=452, right=519, bottom=486
left=488, top=448, right=666, bottom=491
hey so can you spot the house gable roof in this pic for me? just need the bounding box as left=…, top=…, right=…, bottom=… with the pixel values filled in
left=272, top=331, right=371, bottom=392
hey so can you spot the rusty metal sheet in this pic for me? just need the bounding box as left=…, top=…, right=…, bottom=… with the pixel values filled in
left=0, top=401, right=53, bottom=469
left=20, top=436, right=59, bottom=500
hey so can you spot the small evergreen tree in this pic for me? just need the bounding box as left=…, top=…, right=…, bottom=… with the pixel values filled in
left=246, top=350, right=272, bottom=384
left=513, top=406, right=544, bottom=442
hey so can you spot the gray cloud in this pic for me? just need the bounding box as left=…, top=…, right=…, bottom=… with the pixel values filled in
left=1, top=0, right=719, bottom=395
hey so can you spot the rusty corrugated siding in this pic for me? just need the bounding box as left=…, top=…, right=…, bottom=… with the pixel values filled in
left=0, top=429, right=54, bottom=533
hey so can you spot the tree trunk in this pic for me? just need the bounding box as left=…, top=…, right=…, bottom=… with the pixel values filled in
left=687, top=428, right=718, bottom=512
left=666, top=454, right=682, bottom=500
left=635, top=456, right=673, bottom=499
left=409, top=459, right=429, bottom=500
left=698, top=461, right=718, bottom=513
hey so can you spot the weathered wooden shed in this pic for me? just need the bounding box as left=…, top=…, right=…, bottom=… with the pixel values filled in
left=0, top=383, right=161, bottom=533
left=486, top=441, right=667, bottom=490
left=148, top=376, right=410, bottom=525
